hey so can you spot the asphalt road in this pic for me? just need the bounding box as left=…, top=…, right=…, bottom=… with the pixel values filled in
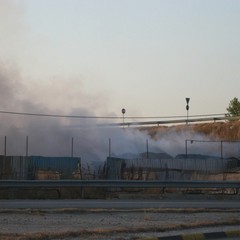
left=1, top=199, right=240, bottom=209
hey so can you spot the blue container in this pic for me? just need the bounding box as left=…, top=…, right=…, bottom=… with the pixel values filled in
left=29, top=156, right=81, bottom=178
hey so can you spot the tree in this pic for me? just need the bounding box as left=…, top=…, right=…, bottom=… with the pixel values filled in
left=226, top=97, right=240, bottom=117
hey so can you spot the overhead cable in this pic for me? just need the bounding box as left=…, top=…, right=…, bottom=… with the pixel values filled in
left=0, top=110, right=227, bottom=120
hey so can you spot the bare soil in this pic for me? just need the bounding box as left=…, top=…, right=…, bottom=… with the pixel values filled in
left=0, top=209, right=240, bottom=240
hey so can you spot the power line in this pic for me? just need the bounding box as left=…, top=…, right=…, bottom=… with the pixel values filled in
left=0, top=110, right=227, bottom=120
left=0, top=110, right=119, bottom=119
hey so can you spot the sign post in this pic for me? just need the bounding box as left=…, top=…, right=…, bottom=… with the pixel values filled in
left=186, top=98, right=190, bottom=124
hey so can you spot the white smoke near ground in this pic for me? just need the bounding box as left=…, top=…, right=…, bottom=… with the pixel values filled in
left=1, top=62, right=239, bottom=163
left=0, top=63, right=164, bottom=162
left=0, top=2, right=238, bottom=162
left=0, top=1, right=164, bottom=163
left=1, top=0, right=239, bottom=178
left=155, top=130, right=215, bottom=158
left=154, top=127, right=240, bottom=159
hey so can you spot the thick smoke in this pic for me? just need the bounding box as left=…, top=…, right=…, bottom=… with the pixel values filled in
left=0, top=64, right=165, bottom=163
left=1, top=63, right=239, bottom=163
left=0, top=1, right=237, bottom=161
left=0, top=1, right=161, bottom=163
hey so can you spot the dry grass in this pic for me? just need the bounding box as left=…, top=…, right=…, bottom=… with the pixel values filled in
left=2, top=208, right=239, bottom=215
left=142, top=121, right=240, bottom=141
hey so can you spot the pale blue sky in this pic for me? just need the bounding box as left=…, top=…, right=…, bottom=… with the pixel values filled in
left=1, top=0, right=240, bottom=119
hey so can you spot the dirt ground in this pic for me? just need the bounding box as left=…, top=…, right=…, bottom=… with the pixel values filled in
left=0, top=208, right=240, bottom=240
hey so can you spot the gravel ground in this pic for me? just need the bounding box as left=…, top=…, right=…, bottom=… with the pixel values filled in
left=0, top=209, right=240, bottom=240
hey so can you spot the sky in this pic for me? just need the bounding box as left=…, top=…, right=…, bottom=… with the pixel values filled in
left=0, top=0, right=240, bottom=158
left=0, top=0, right=240, bottom=117
left=1, top=0, right=240, bottom=119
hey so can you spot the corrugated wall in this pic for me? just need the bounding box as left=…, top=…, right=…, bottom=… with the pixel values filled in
left=107, top=157, right=125, bottom=180
left=0, top=156, right=81, bottom=180
left=0, top=156, right=29, bottom=179
left=107, top=157, right=231, bottom=180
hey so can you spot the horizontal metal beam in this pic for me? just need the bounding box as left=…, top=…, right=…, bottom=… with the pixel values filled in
left=0, top=180, right=239, bottom=189
left=106, top=116, right=240, bottom=127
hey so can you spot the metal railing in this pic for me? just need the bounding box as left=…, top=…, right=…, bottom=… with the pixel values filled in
left=107, top=115, right=240, bottom=127
left=0, top=179, right=239, bottom=189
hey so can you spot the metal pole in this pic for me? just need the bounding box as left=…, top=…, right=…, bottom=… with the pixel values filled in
left=185, top=139, right=188, bottom=158
left=26, top=136, right=28, bottom=157
left=109, top=138, right=111, bottom=157
left=221, top=141, right=224, bottom=180
left=146, top=139, right=149, bottom=159
left=186, top=98, right=190, bottom=125
left=121, top=108, right=126, bottom=129
left=220, top=141, right=223, bottom=160
left=4, top=136, right=6, bottom=156
left=71, top=137, right=74, bottom=158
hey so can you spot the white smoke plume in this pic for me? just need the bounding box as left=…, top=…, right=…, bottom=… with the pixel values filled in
left=0, top=63, right=165, bottom=162
left=154, top=127, right=240, bottom=159
left=1, top=60, right=239, bottom=162
left=1, top=61, right=239, bottom=162
left=0, top=1, right=238, bottom=163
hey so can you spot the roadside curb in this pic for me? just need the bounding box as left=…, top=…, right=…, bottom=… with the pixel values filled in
left=136, top=229, right=240, bottom=240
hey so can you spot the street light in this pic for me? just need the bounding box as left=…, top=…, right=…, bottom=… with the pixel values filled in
left=185, top=98, right=190, bottom=124
left=121, top=108, right=126, bottom=128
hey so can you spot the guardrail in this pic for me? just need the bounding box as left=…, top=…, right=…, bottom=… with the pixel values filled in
left=0, top=180, right=239, bottom=189
left=106, top=115, right=240, bottom=127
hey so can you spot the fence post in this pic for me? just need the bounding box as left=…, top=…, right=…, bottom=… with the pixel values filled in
left=221, top=141, right=225, bottom=181
left=109, top=138, right=111, bottom=157
left=4, top=136, right=6, bottom=157
left=185, top=139, right=188, bottom=158
left=71, top=137, right=74, bottom=158
left=146, top=139, right=149, bottom=159
left=26, top=136, right=28, bottom=157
